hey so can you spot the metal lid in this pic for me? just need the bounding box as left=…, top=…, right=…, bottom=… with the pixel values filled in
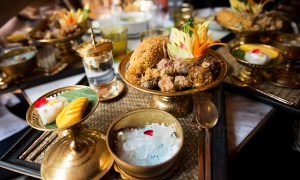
left=74, top=28, right=113, bottom=57
left=41, top=129, right=114, bottom=180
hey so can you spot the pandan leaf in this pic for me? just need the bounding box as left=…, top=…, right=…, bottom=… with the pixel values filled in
left=45, top=121, right=57, bottom=129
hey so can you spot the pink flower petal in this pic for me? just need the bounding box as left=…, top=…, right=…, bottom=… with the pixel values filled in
left=34, top=97, right=47, bottom=108
left=252, top=49, right=261, bottom=53
left=144, top=130, right=154, bottom=136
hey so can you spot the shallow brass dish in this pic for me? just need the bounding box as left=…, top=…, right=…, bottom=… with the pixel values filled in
left=27, top=19, right=88, bottom=44
left=26, top=85, right=99, bottom=131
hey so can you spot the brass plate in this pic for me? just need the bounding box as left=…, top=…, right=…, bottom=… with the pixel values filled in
left=27, top=19, right=88, bottom=44
left=118, top=49, right=228, bottom=96
left=99, top=80, right=125, bottom=101
left=26, top=85, right=99, bottom=131
left=114, top=160, right=180, bottom=180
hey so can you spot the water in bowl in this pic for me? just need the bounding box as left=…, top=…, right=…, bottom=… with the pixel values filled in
left=83, top=51, right=117, bottom=98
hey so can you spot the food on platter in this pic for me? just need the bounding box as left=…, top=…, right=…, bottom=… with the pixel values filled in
left=30, top=4, right=90, bottom=40
left=231, top=44, right=281, bottom=65
left=33, top=88, right=98, bottom=128
left=244, top=49, right=271, bottom=65
left=125, top=19, right=225, bottom=92
left=239, top=44, right=278, bottom=58
left=56, top=97, right=89, bottom=128
left=34, top=96, right=69, bottom=125
left=215, top=0, right=289, bottom=32
left=125, top=36, right=168, bottom=85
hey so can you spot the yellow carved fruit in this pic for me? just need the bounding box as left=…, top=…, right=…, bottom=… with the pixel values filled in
left=239, top=44, right=278, bottom=59
left=56, top=97, right=89, bottom=128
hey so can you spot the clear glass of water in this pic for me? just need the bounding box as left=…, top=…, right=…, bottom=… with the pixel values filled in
left=75, top=39, right=119, bottom=100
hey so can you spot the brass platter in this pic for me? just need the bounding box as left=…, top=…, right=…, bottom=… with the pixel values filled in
left=215, top=12, right=291, bottom=44
left=118, top=49, right=228, bottom=117
left=229, top=44, right=284, bottom=85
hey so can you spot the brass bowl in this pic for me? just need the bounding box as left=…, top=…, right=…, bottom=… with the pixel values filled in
left=106, top=108, right=184, bottom=179
left=0, top=46, right=37, bottom=78
left=230, top=43, right=284, bottom=85
left=269, top=33, right=300, bottom=88
left=26, top=85, right=100, bottom=131
left=215, top=11, right=290, bottom=44
left=28, top=19, right=89, bottom=65
left=118, top=49, right=228, bottom=117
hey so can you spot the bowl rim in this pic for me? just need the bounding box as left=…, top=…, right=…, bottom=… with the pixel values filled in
left=106, top=108, right=184, bottom=168
left=0, top=46, right=37, bottom=67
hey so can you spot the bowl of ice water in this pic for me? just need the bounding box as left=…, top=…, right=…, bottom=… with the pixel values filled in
left=106, top=108, right=184, bottom=179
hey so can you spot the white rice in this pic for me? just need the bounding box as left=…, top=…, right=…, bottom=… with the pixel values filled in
left=36, top=96, right=69, bottom=125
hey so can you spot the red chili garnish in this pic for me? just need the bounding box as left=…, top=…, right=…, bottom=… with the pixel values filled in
left=34, top=97, right=47, bottom=108
left=144, top=130, right=154, bottom=136
left=252, top=49, right=261, bottom=53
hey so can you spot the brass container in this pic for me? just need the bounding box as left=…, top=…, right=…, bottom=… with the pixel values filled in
left=119, top=49, right=228, bottom=117
left=0, top=46, right=37, bottom=78
left=106, top=108, right=184, bottom=179
left=229, top=44, right=284, bottom=85
left=270, top=33, right=300, bottom=88
left=26, top=85, right=114, bottom=180
left=28, top=19, right=88, bottom=65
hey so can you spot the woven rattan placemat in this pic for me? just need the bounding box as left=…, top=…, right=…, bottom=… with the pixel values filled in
left=23, top=86, right=200, bottom=179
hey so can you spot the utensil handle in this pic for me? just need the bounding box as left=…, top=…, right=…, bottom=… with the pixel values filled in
left=205, top=129, right=211, bottom=180
left=198, top=128, right=205, bottom=180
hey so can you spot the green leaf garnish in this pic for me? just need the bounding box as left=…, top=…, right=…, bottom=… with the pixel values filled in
left=182, top=18, right=194, bottom=37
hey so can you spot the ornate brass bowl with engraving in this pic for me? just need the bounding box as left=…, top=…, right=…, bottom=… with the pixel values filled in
left=26, top=85, right=114, bottom=180
left=270, top=33, right=300, bottom=88
left=230, top=44, right=284, bottom=85
left=119, top=49, right=228, bottom=117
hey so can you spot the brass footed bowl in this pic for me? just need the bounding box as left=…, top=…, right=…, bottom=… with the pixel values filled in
left=230, top=44, right=284, bottom=85
left=0, top=46, right=37, bottom=79
left=119, top=49, right=228, bottom=117
left=106, top=108, right=184, bottom=179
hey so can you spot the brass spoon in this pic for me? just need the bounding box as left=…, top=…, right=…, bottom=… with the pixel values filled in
left=194, top=99, right=219, bottom=180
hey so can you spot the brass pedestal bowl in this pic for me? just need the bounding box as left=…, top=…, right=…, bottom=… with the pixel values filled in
left=270, top=33, right=300, bottom=88
left=0, top=46, right=37, bottom=89
left=26, top=85, right=114, bottom=180
left=230, top=44, right=284, bottom=85
left=28, top=19, right=88, bottom=74
left=118, top=49, right=228, bottom=117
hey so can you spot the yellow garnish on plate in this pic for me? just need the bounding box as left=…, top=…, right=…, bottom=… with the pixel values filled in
left=56, top=97, right=89, bottom=128
left=57, top=4, right=90, bottom=27
left=167, top=19, right=226, bottom=60
left=239, top=44, right=278, bottom=58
